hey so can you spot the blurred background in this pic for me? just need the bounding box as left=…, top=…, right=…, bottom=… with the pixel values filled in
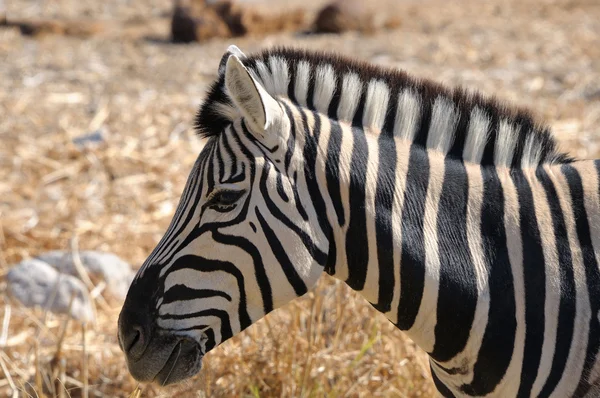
left=0, top=0, right=599, bottom=396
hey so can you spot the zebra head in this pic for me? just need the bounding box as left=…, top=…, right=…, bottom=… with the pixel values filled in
left=118, top=46, right=329, bottom=385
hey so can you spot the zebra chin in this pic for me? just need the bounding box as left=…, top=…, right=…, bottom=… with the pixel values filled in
left=125, top=333, right=204, bottom=386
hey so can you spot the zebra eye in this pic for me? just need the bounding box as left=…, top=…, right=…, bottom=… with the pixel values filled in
left=206, top=189, right=245, bottom=212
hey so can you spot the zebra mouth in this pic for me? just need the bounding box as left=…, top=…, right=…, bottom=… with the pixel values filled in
left=154, top=337, right=203, bottom=386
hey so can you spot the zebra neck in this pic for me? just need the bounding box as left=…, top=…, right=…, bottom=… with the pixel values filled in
left=313, top=114, right=479, bottom=353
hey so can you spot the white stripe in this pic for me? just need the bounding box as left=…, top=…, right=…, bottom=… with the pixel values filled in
left=362, top=132, right=380, bottom=303
left=383, top=141, right=411, bottom=324
left=521, top=133, right=543, bottom=168
left=494, top=119, right=518, bottom=167
left=294, top=61, right=311, bottom=107
left=268, top=56, right=290, bottom=96
left=337, top=73, right=362, bottom=122
left=363, top=80, right=390, bottom=132
left=331, top=120, right=355, bottom=282
left=253, top=60, right=274, bottom=93
left=313, top=64, right=337, bottom=113
left=427, top=96, right=458, bottom=154
left=393, top=89, right=421, bottom=141
left=463, top=107, right=490, bottom=163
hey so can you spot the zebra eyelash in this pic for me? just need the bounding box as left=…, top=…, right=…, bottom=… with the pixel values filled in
left=205, top=189, right=246, bottom=212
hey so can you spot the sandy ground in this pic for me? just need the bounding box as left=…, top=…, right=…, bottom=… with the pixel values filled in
left=1, top=0, right=599, bottom=396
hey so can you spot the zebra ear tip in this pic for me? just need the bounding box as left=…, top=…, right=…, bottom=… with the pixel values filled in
left=218, top=45, right=247, bottom=76
left=226, top=45, right=246, bottom=58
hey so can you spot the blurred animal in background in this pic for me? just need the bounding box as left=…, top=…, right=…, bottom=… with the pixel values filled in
left=314, top=0, right=401, bottom=34
left=170, top=0, right=307, bottom=43
left=118, top=45, right=600, bottom=397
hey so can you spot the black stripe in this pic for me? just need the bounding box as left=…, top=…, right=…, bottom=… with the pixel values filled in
left=292, top=170, right=309, bottom=221
left=255, top=208, right=308, bottom=296
left=351, top=84, right=366, bottom=128
left=509, top=115, right=532, bottom=168
left=275, top=172, right=289, bottom=202
left=447, top=95, right=470, bottom=160
left=565, top=163, right=600, bottom=397
left=287, top=59, right=297, bottom=103
left=480, top=104, right=500, bottom=165
left=220, top=132, right=238, bottom=178
left=431, top=365, right=457, bottom=398
left=413, top=91, right=432, bottom=147
left=461, top=165, right=515, bottom=396
left=326, top=71, right=341, bottom=119
left=204, top=328, right=216, bottom=352
left=514, top=169, right=545, bottom=397
left=431, top=159, right=477, bottom=362
left=326, top=120, right=345, bottom=226
left=306, top=66, right=316, bottom=110
left=300, top=109, right=334, bottom=265
left=216, top=138, right=226, bottom=183
left=162, top=325, right=209, bottom=332
left=163, top=286, right=232, bottom=304
left=344, top=124, right=370, bottom=290
left=396, top=146, right=429, bottom=330
left=206, top=142, right=217, bottom=195
left=372, top=133, right=396, bottom=312
left=284, top=105, right=295, bottom=175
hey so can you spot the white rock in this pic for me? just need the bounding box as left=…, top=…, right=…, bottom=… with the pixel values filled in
left=7, top=259, right=95, bottom=322
left=35, top=251, right=134, bottom=299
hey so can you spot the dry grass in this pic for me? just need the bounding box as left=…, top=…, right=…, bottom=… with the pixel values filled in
left=1, top=0, right=599, bottom=396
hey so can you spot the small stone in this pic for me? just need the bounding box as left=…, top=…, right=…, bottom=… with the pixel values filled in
left=72, top=128, right=106, bottom=149
left=35, top=251, right=134, bottom=300
left=7, top=259, right=94, bottom=322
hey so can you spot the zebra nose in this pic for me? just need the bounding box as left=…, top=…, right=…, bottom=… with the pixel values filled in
left=118, top=306, right=151, bottom=361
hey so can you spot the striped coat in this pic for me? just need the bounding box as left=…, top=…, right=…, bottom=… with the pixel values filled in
left=118, top=46, right=600, bottom=397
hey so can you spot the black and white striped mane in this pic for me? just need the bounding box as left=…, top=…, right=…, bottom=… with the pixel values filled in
left=195, top=47, right=572, bottom=167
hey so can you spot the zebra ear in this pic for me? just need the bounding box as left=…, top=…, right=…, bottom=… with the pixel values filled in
left=224, top=54, right=281, bottom=134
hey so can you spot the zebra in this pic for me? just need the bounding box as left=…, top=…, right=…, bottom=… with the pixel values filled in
left=118, top=45, right=600, bottom=397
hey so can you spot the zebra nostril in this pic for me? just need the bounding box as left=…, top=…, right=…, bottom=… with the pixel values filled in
left=118, top=306, right=151, bottom=360
left=120, top=323, right=147, bottom=359
left=127, top=327, right=142, bottom=353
